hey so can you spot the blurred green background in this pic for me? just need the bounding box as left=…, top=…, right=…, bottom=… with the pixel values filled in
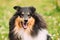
left=0, top=0, right=60, bottom=40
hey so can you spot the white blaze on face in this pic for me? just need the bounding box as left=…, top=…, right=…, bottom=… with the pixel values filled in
left=22, top=12, right=30, bottom=29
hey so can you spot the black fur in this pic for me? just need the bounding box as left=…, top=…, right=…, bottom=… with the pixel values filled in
left=9, top=6, right=47, bottom=40
left=31, top=13, right=47, bottom=37
left=47, top=35, right=52, bottom=40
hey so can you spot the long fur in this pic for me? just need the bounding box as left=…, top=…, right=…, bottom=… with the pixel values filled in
left=9, top=6, right=51, bottom=40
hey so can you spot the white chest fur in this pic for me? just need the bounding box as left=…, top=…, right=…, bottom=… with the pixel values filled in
left=15, top=29, right=48, bottom=40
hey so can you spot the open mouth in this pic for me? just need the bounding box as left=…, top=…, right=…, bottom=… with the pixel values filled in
left=21, top=22, right=28, bottom=29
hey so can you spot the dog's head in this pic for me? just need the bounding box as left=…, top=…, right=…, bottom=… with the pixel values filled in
left=14, top=6, right=36, bottom=30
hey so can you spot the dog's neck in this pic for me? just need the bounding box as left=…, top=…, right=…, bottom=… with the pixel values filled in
left=14, top=28, right=48, bottom=40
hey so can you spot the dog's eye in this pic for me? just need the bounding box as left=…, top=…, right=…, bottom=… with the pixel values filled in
left=21, top=14, right=24, bottom=16
left=20, top=14, right=24, bottom=18
left=28, top=15, right=31, bottom=18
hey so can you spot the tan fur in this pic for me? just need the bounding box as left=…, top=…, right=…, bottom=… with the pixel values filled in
left=25, top=17, right=35, bottom=33
left=14, top=16, right=35, bottom=34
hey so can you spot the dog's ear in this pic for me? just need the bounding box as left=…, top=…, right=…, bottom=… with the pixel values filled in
left=29, top=7, right=36, bottom=13
left=13, top=6, right=21, bottom=11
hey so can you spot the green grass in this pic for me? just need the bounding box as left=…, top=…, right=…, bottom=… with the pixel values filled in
left=0, top=0, right=60, bottom=40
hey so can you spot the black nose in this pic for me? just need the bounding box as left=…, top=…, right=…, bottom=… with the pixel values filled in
left=24, top=20, right=28, bottom=23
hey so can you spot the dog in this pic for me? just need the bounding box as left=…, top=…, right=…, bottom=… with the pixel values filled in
left=9, top=6, right=52, bottom=40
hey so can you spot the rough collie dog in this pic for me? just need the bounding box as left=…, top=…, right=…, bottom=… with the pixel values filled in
left=9, top=6, right=51, bottom=40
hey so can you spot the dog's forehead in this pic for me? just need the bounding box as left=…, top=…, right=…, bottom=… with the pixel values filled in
left=21, top=7, right=30, bottom=14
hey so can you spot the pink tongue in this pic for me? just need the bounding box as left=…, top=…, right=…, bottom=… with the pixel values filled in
left=23, top=25, right=27, bottom=29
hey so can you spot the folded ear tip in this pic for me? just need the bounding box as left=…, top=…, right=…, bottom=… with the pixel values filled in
left=13, top=6, right=21, bottom=11
left=13, top=6, right=17, bottom=9
left=31, top=6, right=36, bottom=10
left=29, top=6, right=36, bottom=13
left=30, top=6, right=36, bottom=9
